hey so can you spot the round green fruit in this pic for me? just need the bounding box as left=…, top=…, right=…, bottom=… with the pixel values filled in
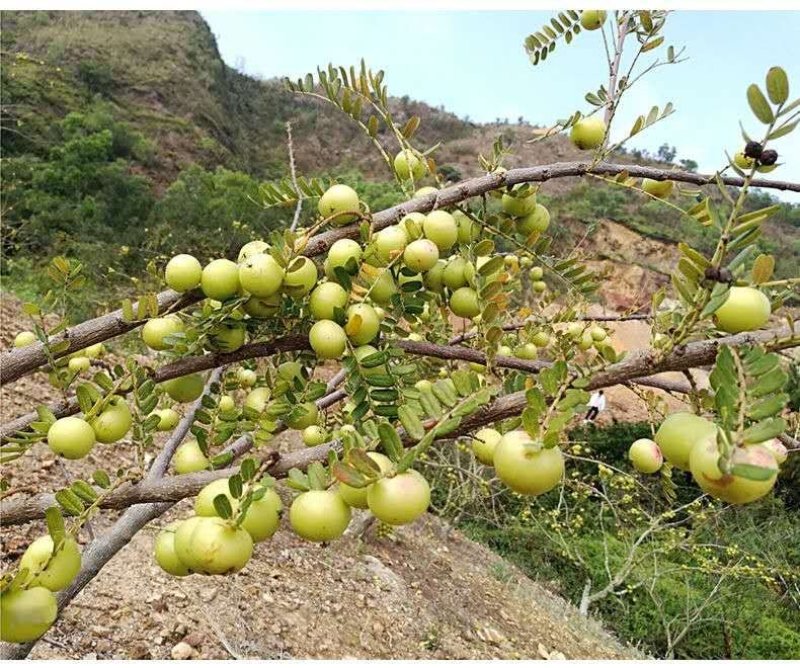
left=302, top=425, right=328, bottom=446
left=165, top=254, right=202, bottom=292
left=244, top=387, right=270, bottom=413
left=590, top=326, right=607, bottom=342
left=286, top=401, right=319, bottom=430
left=641, top=178, right=674, bottom=199
left=163, top=374, right=205, bottom=403
left=13, top=331, right=37, bottom=348
left=570, top=116, right=606, bottom=150
left=493, top=430, right=564, bottom=496
left=237, top=240, right=270, bottom=263
left=455, top=210, right=480, bottom=243
left=713, top=286, right=771, bottom=333
left=309, top=319, right=347, bottom=359
left=237, top=368, right=257, bottom=388
left=277, top=361, right=303, bottom=382
left=19, top=535, right=81, bottom=591
left=173, top=516, right=253, bottom=575
left=90, top=397, right=132, bottom=444
left=517, top=204, right=550, bottom=234
left=142, top=315, right=184, bottom=351
left=423, top=211, right=458, bottom=251
left=67, top=356, right=90, bottom=374
left=449, top=287, right=481, bottom=319
left=173, top=439, right=209, bottom=474
left=529, top=266, right=544, bottom=281
left=283, top=256, right=318, bottom=298
left=360, top=265, right=397, bottom=305
left=318, top=184, right=360, bottom=226
left=393, top=149, right=426, bottom=181
left=47, top=416, right=95, bottom=460
left=374, top=225, right=408, bottom=263
left=338, top=452, right=393, bottom=509
left=654, top=412, right=717, bottom=470
left=531, top=331, right=550, bottom=348
left=514, top=343, right=538, bottom=360
left=472, top=428, right=501, bottom=466
left=195, top=479, right=282, bottom=543
left=154, top=521, right=190, bottom=577
left=309, top=282, right=349, bottom=321
left=532, top=280, right=547, bottom=294
left=353, top=344, right=387, bottom=376
left=367, top=470, right=431, bottom=525
left=733, top=152, right=755, bottom=170
left=290, top=490, right=352, bottom=542
left=326, top=238, right=362, bottom=275
left=403, top=239, right=440, bottom=273
left=628, top=438, right=663, bottom=474
left=154, top=408, right=180, bottom=431
left=414, top=186, right=438, bottom=197
left=501, top=192, right=536, bottom=218
left=201, top=259, right=241, bottom=301
left=580, top=9, right=607, bottom=30
left=0, top=587, right=57, bottom=643
left=400, top=212, right=426, bottom=240
left=423, top=260, right=446, bottom=293
left=345, top=303, right=381, bottom=346
left=442, top=257, right=469, bottom=290
left=243, top=294, right=281, bottom=318
left=238, top=253, right=284, bottom=298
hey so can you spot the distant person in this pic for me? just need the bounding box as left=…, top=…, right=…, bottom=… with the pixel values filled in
left=584, top=390, right=606, bottom=423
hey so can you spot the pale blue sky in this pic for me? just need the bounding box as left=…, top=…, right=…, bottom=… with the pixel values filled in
left=203, top=10, right=800, bottom=201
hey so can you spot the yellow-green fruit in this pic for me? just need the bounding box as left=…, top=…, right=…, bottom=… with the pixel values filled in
left=472, top=428, right=501, bottom=466
left=195, top=479, right=282, bottom=543
left=570, top=117, right=606, bottom=150
left=283, top=256, right=318, bottom=298
left=531, top=331, right=550, bottom=348
left=47, top=416, right=95, bottom=460
left=237, top=240, right=270, bottom=263
left=532, top=280, right=547, bottom=293
left=712, top=286, right=771, bottom=333
left=309, top=282, right=348, bottom=321
left=165, top=254, right=202, bottom=292
left=455, top=210, right=480, bottom=243
left=13, top=331, right=37, bottom=348
left=628, top=438, right=664, bottom=474
left=238, top=253, right=284, bottom=298
left=514, top=343, right=538, bottom=360
left=689, top=437, right=778, bottom=504
left=654, top=412, right=717, bottom=471
left=353, top=344, right=387, bottom=377
left=345, top=303, right=381, bottom=346
left=302, top=425, right=327, bottom=446
left=338, top=452, right=393, bottom=509
left=173, top=439, right=209, bottom=474
left=326, top=238, right=362, bottom=276
left=423, top=260, right=446, bottom=293
left=142, top=316, right=184, bottom=351
left=194, top=478, right=235, bottom=517
left=290, top=490, right=352, bottom=542
left=578, top=331, right=594, bottom=351
left=374, top=225, right=408, bottom=263
left=367, top=470, right=431, bottom=525
left=68, top=356, right=91, bottom=373
left=423, top=211, right=459, bottom=251
left=277, top=361, right=303, bottom=382
left=154, top=408, right=180, bottom=431
left=163, top=374, right=205, bottom=403
left=493, top=431, right=564, bottom=496
left=19, top=535, right=81, bottom=591
left=309, top=319, right=347, bottom=359
left=414, top=186, right=438, bottom=197
left=497, top=344, right=512, bottom=356
left=360, top=265, right=397, bottom=305
left=318, top=184, right=360, bottom=226
left=393, top=149, right=426, bottom=181
left=566, top=322, right=584, bottom=339
left=207, top=323, right=247, bottom=353
left=173, top=516, right=253, bottom=575
left=590, top=326, right=607, bottom=342
left=449, top=287, right=481, bottom=319
left=286, top=401, right=319, bottom=430
left=641, top=178, right=674, bottom=198
left=0, top=587, right=58, bottom=643
left=529, top=266, right=544, bottom=281
left=517, top=204, right=550, bottom=234
left=154, top=521, right=190, bottom=577
left=201, top=259, right=241, bottom=301
left=244, top=387, right=270, bottom=413
left=404, top=239, right=440, bottom=272
left=90, top=397, right=132, bottom=444
left=442, top=257, right=469, bottom=290
left=243, top=294, right=281, bottom=318
left=580, top=9, right=607, bottom=30
left=501, top=192, right=536, bottom=218
left=237, top=368, right=257, bottom=388
left=733, top=152, right=755, bottom=170
left=400, top=212, right=426, bottom=241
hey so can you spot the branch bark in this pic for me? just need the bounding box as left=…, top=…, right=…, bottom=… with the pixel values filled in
left=2, top=160, right=797, bottom=386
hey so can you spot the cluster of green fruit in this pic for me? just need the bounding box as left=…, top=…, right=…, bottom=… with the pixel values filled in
left=0, top=535, right=82, bottom=643
left=13, top=333, right=105, bottom=386
left=627, top=412, right=786, bottom=504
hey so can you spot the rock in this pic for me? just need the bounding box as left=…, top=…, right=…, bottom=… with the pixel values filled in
left=199, top=588, right=217, bottom=603
left=171, top=641, right=195, bottom=660
left=182, top=632, right=204, bottom=648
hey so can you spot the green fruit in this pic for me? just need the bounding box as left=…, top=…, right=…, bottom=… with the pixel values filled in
left=449, top=287, right=481, bottom=319
left=162, top=374, right=205, bottom=403
left=654, top=412, right=717, bottom=471
left=286, top=402, right=319, bottom=430
left=326, top=239, right=362, bottom=276
left=423, top=211, right=458, bottom=251
left=277, top=361, right=303, bottom=382
left=243, top=294, right=281, bottom=318
left=19, top=535, right=81, bottom=591
left=195, top=479, right=282, bottom=543
left=318, top=184, right=360, bottom=226
left=345, top=303, right=381, bottom=345
left=154, top=408, right=180, bottom=431
left=47, top=416, right=95, bottom=459
left=423, top=260, right=446, bottom=293
left=454, top=210, right=480, bottom=243
left=374, top=225, right=408, bottom=263
left=641, top=178, right=674, bottom=198
left=529, top=266, right=544, bottom=281
left=414, top=186, right=438, bottom=197
left=393, top=149, right=426, bottom=181
left=628, top=438, right=664, bottom=474
left=142, top=316, right=184, bottom=351
left=244, top=387, right=270, bottom=413
left=283, top=256, right=318, bottom=298
left=0, top=587, right=57, bottom=643
left=165, top=254, right=202, bottom=292
left=13, top=331, right=37, bottom=348
left=67, top=356, right=90, bottom=373
left=309, top=282, right=349, bottom=321
left=570, top=116, right=606, bottom=150
left=90, top=397, right=132, bottom=444
left=173, top=516, right=253, bottom=575
left=514, top=343, right=538, bottom=360
left=361, top=265, right=397, bottom=304
left=493, top=431, right=564, bottom=496
left=497, top=345, right=512, bottom=356
left=237, top=240, right=270, bottom=263
left=237, top=368, right=257, bottom=388
left=531, top=331, right=550, bottom=348
left=532, top=280, right=547, bottom=293
left=338, top=452, right=393, bottom=509
left=367, top=470, right=431, bottom=525
left=400, top=212, right=425, bottom=240
left=404, top=238, right=441, bottom=273
left=590, top=326, right=607, bottom=342
left=154, top=521, right=190, bottom=577
left=733, top=152, right=755, bottom=170
left=201, top=259, right=241, bottom=301
left=501, top=192, right=536, bottom=218
left=173, top=439, right=209, bottom=474
left=713, top=286, right=771, bottom=333
left=309, top=320, right=347, bottom=359
left=353, top=344, right=387, bottom=376
left=302, top=425, right=327, bottom=446
left=194, top=478, right=235, bottom=517
left=580, top=9, right=607, bottom=30
left=690, top=437, right=778, bottom=504
left=442, top=257, right=469, bottom=290
left=207, top=323, right=247, bottom=353
left=290, top=490, right=352, bottom=542
left=517, top=204, right=550, bottom=234
left=238, top=253, right=284, bottom=298
left=472, top=428, right=501, bottom=466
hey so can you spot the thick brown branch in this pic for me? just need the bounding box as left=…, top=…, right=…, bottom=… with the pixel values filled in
left=2, top=160, right=797, bottom=387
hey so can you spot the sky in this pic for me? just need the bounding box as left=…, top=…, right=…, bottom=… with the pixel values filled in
left=202, top=10, right=800, bottom=201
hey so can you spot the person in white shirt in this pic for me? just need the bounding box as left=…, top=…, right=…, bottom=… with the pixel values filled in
left=584, top=390, right=606, bottom=423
